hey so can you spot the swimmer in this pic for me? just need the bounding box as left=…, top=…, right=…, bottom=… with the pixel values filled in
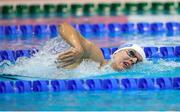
left=56, top=22, right=146, bottom=71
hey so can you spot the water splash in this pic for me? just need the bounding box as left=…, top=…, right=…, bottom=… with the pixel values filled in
left=0, top=36, right=179, bottom=79
left=99, top=59, right=180, bottom=79
left=0, top=36, right=114, bottom=79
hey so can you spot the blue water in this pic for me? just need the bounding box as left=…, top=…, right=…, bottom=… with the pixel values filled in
left=0, top=58, right=179, bottom=110
left=0, top=58, right=179, bottom=80
left=0, top=90, right=179, bottom=110
left=0, top=36, right=179, bottom=110
left=0, top=36, right=180, bottom=79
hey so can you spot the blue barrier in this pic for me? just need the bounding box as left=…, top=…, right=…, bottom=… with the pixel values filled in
left=175, top=46, right=180, bottom=56
left=102, top=79, right=119, bottom=90
left=0, top=50, right=15, bottom=62
left=5, top=25, right=19, bottom=40
left=137, top=78, right=154, bottom=89
left=108, top=23, right=123, bottom=37
left=0, top=49, right=37, bottom=62
left=93, top=23, right=106, bottom=37
left=0, top=22, right=179, bottom=39
left=166, top=22, right=180, bottom=36
left=79, top=23, right=93, bottom=38
left=137, top=22, right=151, bottom=35
left=86, top=79, right=102, bottom=90
left=32, top=80, right=49, bottom=92
left=110, top=47, right=118, bottom=54
left=51, top=80, right=67, bottom=91
left=0, top=25, right=4, bottom=39
left=22, top=50, right=31, bottom=58
left=28, top=48, right=38, bottom=56
left=14, top=49, right=31, bottom=60
left=151, top=22, right=165, bottom=36
left=49, top=24, right=58, bottom=37
left=144, top=47, right=159, bottom=58
left=15, top=80, right=32, bottom=93
left=101, top=48, right=111, bottom=59
left=120, top=78, right=137, bottom=89
left=71, top=23, right=80, bottom=31
left=156, top=78, right=173, bottom=89
left=14, top=50, right=24, bottom=60
left=67, top=79, right=84, bottom=91
left=0, top=46, right=179, bottom=62
left=160, top=47, right=175, bottom=58
left=34, top=24, right=49, bottom=39
left=173, top=77, right=180, bottom=89
left=0, top=81, right=14, bottom=93
left=20, top=25, right=33, bottom=39
left=0, top=77, right=179, bottom=94
left=122, top=23, right=137, bottom=35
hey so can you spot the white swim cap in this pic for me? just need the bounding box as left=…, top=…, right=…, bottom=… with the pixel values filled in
left=113, top=44, right=146, bottom=60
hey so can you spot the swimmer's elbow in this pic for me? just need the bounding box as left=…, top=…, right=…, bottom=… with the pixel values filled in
left=60, top=22, right=69, bottom=27
left=59, top=22, right=68, bottom=33
left=59, top=22, right=77, bottom=36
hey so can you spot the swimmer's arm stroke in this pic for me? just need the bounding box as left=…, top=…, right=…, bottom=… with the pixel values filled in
left=57, top=22, right=107, bottom=68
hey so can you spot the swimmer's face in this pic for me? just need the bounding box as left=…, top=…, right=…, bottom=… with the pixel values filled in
left=111, top=49, right=143, bottom=71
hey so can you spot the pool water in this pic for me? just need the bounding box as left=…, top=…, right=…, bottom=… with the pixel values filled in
left=0, top=39, right=179, bottom=111
left=0, top=28, right=179, bottom=110
left=0, top=36, right=179, bottom=79
left=0, top=90, right=180, bottom=111
left=0, top=0, right=180, bottom=110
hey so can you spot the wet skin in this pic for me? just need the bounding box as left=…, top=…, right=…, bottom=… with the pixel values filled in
left=111, top=49, right=143, bottom=71
left=57, top=22, right=143, bottom=71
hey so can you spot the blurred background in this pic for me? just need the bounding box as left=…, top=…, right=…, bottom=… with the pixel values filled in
left=0, top=0, right=179, bottom=49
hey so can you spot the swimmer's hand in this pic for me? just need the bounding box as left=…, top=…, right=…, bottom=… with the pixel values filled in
left=56, top=47, right=84, bottom=68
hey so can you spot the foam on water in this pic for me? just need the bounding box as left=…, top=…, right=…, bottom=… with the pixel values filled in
left=0, top=36, right=179, bottom=79
left=125, top=59, right=180, bottom=75
left=0, top=36, right=114, bottom=79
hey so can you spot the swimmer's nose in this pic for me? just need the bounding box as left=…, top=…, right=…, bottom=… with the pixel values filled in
left=129, top=57, right=138, bottom=64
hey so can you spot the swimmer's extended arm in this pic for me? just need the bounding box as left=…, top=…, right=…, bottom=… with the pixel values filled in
left=59, top=22, right=83, bottom=52
left=79, top=35, right=107, bottom=67
left=58, top=22, right=107, bottom=68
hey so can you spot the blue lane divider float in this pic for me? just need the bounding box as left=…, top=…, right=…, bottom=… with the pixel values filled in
left=122, top=23, right=137, bottom=35
left=0, top=26, right=4, bottom=39
left=0, top=46, right=179, bottom=62
left=20, top=25, right=33, bottom=39
left=166, top=22, right=180, bottom=36
left=0, top=50, right=16, bottom=63
left=93, top=23, right=106, bottom=37
left=151, top=22, right=165, bottom=36
left=108, top=23, right=123, bottom=37
left=137, top=22, right=151, bottom=35
left=0, top=49, right=38, bottom=62
left=49, top=24, right=59, bottom=38
left=0, top=24, right=59, bottom=40
left=0, top=22, right=179, bottom=40
left=0, top=77, right=179, bottom=94
left=101, top=46, right=180, bottom=59
left=4, top=25, right=19, bottom=41
left=34, top=24, right=49, bottom=39
left=79, top=23, right=94, bottom=38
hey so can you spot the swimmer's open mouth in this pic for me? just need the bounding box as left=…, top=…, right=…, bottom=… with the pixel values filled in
left=123, top=62, right=130, bottom=69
